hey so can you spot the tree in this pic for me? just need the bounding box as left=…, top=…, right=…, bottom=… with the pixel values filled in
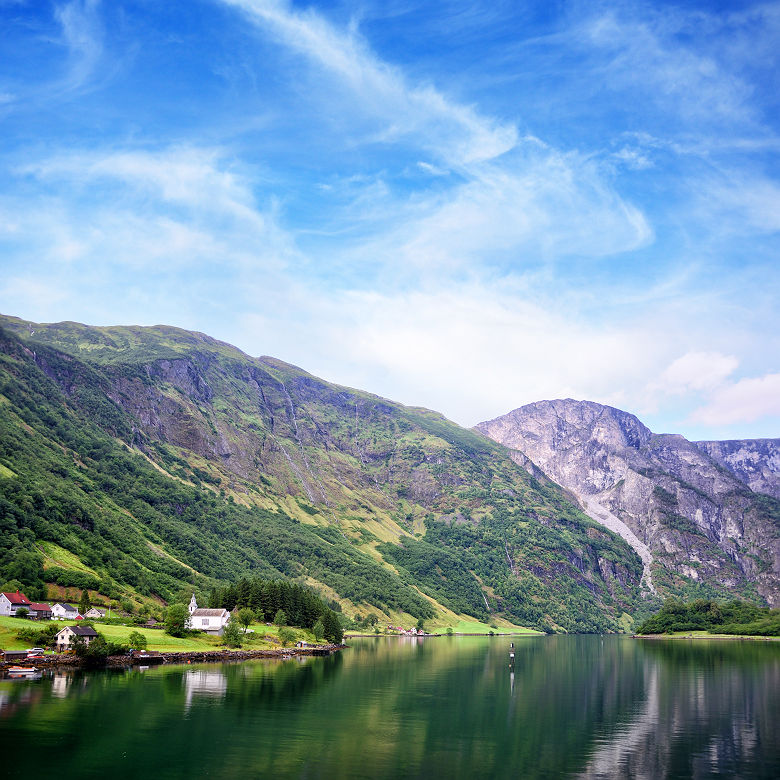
left=416, top=617, right=426, bottom=634
left=78, top=588, right=91, bottom=615
left=312, top=619, right=325, bottom=641
left=222, top=619, right=242, bottom=648
left=274, top=609, right=287, bottom=627
left=321, top=610, right=343, bottom=644
left=73, top=634, right=128, bottom=667
left=127, top=630, right=147, bottom=650
left=278, top=626, right=296, bottom=647
left=236, top=607, right=255, bottom=633
left=165, top=603, right=189, bottom=637
left=15, top=607, right=29, bottom=619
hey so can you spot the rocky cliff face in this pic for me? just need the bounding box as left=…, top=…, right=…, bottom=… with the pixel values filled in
left=695, top=439, right=780, bottom=500
left=477, top=400, right=780, bottom=606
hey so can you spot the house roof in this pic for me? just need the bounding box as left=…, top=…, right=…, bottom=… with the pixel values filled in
left=58, top=625, right=99, bottom=637
left=54, top=603, right=78, bottom=611
left=192, top=608, right=228, bottom=617
left=28, top=603, right=52, bottom=611
left=2, top=591, right=31, bottom=605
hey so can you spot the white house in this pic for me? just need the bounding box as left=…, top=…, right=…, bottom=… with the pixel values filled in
left=84, top=607, right=106, bottom=619
left=55, top=625, right=98, bottom=652
left=51, top=603, right=81, bottom=621
left=0, top=591, right=32, bottom=616
left=188, top=594, right=230, bottom=634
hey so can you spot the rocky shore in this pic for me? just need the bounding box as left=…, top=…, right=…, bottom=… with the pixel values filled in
left=1, top=644, right=344, bottom=674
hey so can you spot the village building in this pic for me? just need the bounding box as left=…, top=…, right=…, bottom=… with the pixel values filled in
left=0, top=591, right=32, bottom=616
left=188, top=594, right=230, bottom=634
left=55, top=625, right=99, bottom=652
left=51, top=603, right=81, bottom=621
left=84, top=607, right=107, bottom=619
left=28, top=603, right=53, bottom=620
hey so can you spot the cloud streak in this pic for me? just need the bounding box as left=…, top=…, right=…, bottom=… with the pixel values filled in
left=220, top=0, right=518, bottom=168
left=54, top=0, right=104, bottom=94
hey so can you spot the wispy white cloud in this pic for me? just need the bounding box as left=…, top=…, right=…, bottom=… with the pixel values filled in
left=379, top=151, right=651, bottom=273
left=15, top=147, right=299, bottom=271
left=233, top=279, right=704, bottom=427
left=693, top=169, right=780, bottom=234
left=690, top=372, right=780, bottom=426
left=23, top=147, right=268, bottom=233
left=53, top=0, right=105, bottom=94
left=219, top=0, right=518, bottom=168
left=583, top=4, right=758, bottom=127
left=659, top=351, right=739, bottom=395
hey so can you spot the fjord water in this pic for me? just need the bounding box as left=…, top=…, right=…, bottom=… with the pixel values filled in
left=1, top=636, right=778, bottom=779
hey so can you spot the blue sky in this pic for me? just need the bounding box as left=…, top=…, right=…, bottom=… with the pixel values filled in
left=1, top=0, right=778, bottom=439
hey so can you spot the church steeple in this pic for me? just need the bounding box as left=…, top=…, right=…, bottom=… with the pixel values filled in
left=189, top=593, right=198, bottom=615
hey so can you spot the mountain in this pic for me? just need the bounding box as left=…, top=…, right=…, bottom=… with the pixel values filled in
left=476, top=400, right=780, bottom=606
left=0, top=316, right=648, bottom=632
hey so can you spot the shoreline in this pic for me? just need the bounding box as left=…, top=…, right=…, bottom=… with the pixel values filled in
left=633, top=634, right=780, bottom=642
left=344, top=631, right=539, bottom=638
left=1, top=644, right=344, bottom=674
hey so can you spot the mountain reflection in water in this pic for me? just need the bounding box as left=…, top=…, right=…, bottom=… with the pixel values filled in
left=0, top=636, right=777, bottom=779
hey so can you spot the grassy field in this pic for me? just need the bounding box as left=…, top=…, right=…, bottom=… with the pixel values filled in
left=0, top=615, right=323, bottom=654
left=0, top=615, right=30, bottom=650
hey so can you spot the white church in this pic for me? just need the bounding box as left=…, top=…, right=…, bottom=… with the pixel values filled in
left=188, top=594, right=231, bottom=634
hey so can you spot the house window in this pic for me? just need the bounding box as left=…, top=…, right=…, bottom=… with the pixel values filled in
left=202, top=619, right=209, bottom=626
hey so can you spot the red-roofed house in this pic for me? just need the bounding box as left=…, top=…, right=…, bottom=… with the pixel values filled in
left=0, top=591, right=32, bottom=617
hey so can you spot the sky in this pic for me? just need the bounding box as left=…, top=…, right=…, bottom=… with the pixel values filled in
left=0, top=0, right=778, bottom=440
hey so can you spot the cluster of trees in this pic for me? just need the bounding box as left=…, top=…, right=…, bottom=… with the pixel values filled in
left=379, top=538, right=488, bottom=619
left=203, top=577, right=343, bottom=643
left=637, top=598, right=780, bottom=636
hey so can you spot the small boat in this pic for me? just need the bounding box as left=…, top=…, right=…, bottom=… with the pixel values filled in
left=6, top=666, right=42, bottom=679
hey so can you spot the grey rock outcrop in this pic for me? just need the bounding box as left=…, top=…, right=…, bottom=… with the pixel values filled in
left=695, top=439, right=780, bottom=500
left=477, top=400, right=780, bottom=605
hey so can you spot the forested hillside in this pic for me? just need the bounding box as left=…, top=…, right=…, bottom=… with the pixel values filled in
left=0, top=315, right=649, bottom=632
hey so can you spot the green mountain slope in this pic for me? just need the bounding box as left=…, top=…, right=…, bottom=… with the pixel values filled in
left=0, top=315, right=649, bottom=631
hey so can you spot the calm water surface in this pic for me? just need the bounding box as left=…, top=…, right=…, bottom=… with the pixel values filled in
left=1, top=635, right=778, bottom=779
